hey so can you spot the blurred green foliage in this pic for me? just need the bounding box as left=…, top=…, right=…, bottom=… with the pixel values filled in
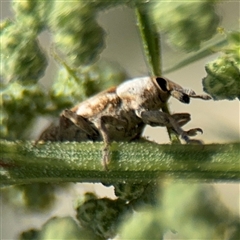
left=1, top=21, right=47, bottom=83
left=12, top=0, right=51, bottom=33
left=20, top=216, right=102, bottom=240
left=49, top=1, right=105, bottom=66
left=0, top=82, right=47, bottom=139
left=76, top=196, right=129, bottom=239
left=150, top=0, right=220, bottom=52
left=0, top=0, right=128, bottom=140
left=50, top=60, right=127, bottom=113
left=17, top=181, right=240, bottom=240
left=120, top=182, right=240, bottom=239
left=203, top=31, right=240, bottom=100
left=2, top=183, right=56, bottom=212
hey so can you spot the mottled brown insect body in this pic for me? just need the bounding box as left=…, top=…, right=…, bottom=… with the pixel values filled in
left=38, top=77, right=211, bottom=169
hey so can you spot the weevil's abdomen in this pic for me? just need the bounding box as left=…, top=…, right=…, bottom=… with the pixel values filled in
left=36, top=117, right=101, bottom=143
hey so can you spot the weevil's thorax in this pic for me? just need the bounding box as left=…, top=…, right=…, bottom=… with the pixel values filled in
left=116, top=77, right=171, bottom=111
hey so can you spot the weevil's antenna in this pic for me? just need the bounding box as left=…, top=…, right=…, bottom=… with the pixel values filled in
left=182, top=88, right=212, bottom=100
left=171, top=87, right=211, bottom=103
left=171, top=90, right=190, bottom=103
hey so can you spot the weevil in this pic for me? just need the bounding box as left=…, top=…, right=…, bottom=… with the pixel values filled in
left=37, top=76, right=211, bottom=169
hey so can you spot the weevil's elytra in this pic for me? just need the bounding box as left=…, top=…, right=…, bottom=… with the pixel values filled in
left=72, top=87, right=119, bottom=117
left=37, top=76, right=211, bottom=169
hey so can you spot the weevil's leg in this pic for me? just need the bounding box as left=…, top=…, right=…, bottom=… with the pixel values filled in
left=185, top=128, right=203, bottom=136
left=36, top=114, right=79, bottom=143
left=35, top=123, right=59, bottom=144
left=171, top=113, right=191, bottom=127
left=139, top=110, right=187, bottom=139
left=58, top=113, right=75, bottom=141
left=170, top=113, right=202, bottom=137
left=137, top=109, right=202, bottom=144
left=62, top=109, right=98, bottom=137
left=98, top=116, right=127, bottom=170
left=98, top=116, right=111, bottom=170
left=58, top=113, right=84, bottom=141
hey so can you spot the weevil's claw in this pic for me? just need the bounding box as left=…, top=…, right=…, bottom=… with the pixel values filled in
left=181, top=134, right=203, bottom=145
left=181, top=128, right=203, bottom=145
left=186, top=128, right=203, bottom=136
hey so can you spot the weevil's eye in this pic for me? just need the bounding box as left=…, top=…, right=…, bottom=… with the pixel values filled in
left=156, top=77, right=168, bottom=91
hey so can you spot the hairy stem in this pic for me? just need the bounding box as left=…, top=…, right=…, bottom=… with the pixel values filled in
left=135, top=6, right=162, bottom=76
left=1, top=140, right=239, bottom=187
left=135, top=5, right=179, bottom=143
left=163, top=38, right=227, bottom=74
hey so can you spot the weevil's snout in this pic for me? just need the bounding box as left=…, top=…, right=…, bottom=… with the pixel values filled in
left=171, top=88, right=212, bottom=104
left=171, top=90, right=190, bottom=103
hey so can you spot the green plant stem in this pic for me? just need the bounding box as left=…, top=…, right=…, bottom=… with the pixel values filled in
left=161, top=104, right=181, bottom=144
left=1, top=140, right=239, bottom=187
left=135, top=6, right=162, bottom=76
left=163, top=38, right=227, bottom=74
left=135, top=6, right=179, bottom=143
